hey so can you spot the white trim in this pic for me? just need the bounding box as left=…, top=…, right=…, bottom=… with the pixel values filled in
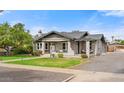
left=41, top=42, right=45, bottom=54
left=86, top=41, right=90, bottom=58
left=95, top=41, right=98, bottom=56
left=67, top=41, right=74, bottom=55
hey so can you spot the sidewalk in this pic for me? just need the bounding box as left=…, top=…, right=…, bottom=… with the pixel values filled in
left=0, top=56, right=43, bottom=63
left=0, top=54, right=80, bottom=63
left=0, top=63, right=124, bottom=82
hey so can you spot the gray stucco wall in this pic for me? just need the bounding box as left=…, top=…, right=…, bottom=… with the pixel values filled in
left=79, top=41, right=86, bottom=54
left=70, top=41, right=77, bottom=54
left=95, top=40, right=107, bottom=55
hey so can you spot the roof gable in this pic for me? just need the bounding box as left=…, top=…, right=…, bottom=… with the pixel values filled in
left=35, top=31, right=88, bottom=41
left=60, top=31, right=88, bottom=39
left=85, top=34, right=104, bottom=40
left=78, top=34, right=106, bottom=42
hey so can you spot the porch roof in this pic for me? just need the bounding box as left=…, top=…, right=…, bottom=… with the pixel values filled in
left=77, top=34, right=105, bottom=41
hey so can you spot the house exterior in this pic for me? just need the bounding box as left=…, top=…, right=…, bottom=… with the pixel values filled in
left=33, top=31, right=107, bottom=58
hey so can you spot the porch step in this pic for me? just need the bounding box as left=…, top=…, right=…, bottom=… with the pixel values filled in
left=40, top=54, right=50, bottom=58
left=41, top=54, right=81, bottom=58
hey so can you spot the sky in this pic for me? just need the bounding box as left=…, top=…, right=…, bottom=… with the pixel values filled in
left=0, top=10, right=124, bottom=41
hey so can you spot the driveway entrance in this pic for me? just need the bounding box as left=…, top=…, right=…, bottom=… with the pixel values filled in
left=72, top=52, right=124, bottom=74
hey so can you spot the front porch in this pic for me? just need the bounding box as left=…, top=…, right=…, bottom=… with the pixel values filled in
left=34, top=40, right=99, bottom=58
left=78, top=40, right=97, bottom=58
left=42, top=41, right=69, bottom=54
left=35, top=40, right=74, bottom=55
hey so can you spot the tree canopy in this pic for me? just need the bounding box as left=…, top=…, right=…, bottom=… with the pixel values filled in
left=0, top=22, right=33, bottom=54
left=120, top=40, right=124, bottom=45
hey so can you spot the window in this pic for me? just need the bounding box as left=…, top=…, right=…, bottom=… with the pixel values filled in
left=40, top=43, right=42, bottom=49
left=45, top=43, right=48, bottom=50
left=63, top=43, right=66, bottom=50
left=37, top=43, right=39, bottom=50
left=90, top=41, right=92, bottom=50
left=62, top=42, right=67, bottom=52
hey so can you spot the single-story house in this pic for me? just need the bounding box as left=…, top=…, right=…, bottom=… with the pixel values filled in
left=33, top=31, right=107, bottom=57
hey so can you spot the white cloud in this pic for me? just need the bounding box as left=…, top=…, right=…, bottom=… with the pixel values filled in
left=99, top=10, right=124, bottom=17
left=51, top=26, right=59, bottom=30
left=0, top=10, right=10, bottom=16
left=85, top=27, right=124, bottom=42
left=50, top=26, right=64, bottom=32
left=30, top=25, right=64, bottom=35
left=0, top=11, right=4, bottom=16
left=10, top=20, right=24, bottom=26
left=30, top=26, right=46, bottom=35
left=82, top=13, right=98, bottom=29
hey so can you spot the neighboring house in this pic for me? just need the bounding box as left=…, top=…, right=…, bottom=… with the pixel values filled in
left=107, top=43, right=124, bottom=52
left=33, top=31, right=107, bottom=57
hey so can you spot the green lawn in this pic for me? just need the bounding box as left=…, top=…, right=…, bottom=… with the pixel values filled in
left=7, top=58, right=86, bottom=68
left=0, top=55, right=33, bottom=61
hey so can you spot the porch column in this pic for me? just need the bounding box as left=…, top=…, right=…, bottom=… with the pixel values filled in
left=41, top=42, right=45, bottom=54
left=32, top=42, right=35, bottom=52
left=35, top=43, right=37, bottom=50
left=39, top=43, right=41, bottom=50
left=86, top=41, right=90, bottom=58
left=95, top=41, right=98, bottom=56
left=68, top=41, right=74, bottom=55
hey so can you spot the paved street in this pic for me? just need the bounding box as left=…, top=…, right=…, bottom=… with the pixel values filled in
left=1, top=52, right=124, bottom=82
left=73, top=52, right=124, bottom=74
left=0, top=66, right=72, bottom=82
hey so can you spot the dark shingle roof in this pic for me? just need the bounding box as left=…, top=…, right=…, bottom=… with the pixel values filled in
left=34, top=31, right=106, bottom=42
left=35, top=31, right=88, bottom=41
left=60, top=31, right=88, bottom=39
left=79, top=34, right=104, bottom=41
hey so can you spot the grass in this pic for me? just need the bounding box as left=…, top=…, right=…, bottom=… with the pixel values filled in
left=0, top=55, right=34, bottom=61
left=7, top=58, right=86, bottom=68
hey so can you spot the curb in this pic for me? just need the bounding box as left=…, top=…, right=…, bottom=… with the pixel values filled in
left=62, top=75, right=75, bottom=82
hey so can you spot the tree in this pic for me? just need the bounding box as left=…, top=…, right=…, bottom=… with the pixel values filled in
left=11, top=23, right=33, bottom=53
left=12, top=23, right=28, bottom=47
left=120, top=40, right=124, bottom=45
left=0, top=22, right=33, bottom=55
left=0, top=22, right=13, bottom=54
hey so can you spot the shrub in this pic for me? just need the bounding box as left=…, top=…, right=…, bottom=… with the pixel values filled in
left=9, top=52, right=14, bottom=56
left=50, top=54, right=55, bottom=58
left=58, top=53, right=64, bottom=58
left=13, top=47, right=30, bottom=55
left=81, top=54, right=88, bottom=58
left=32, top=50, right=42, bottom=56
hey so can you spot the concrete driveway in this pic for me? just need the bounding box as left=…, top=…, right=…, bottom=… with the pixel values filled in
left=73, top=52, right=124, bottom=74
left=0, top=66, right=72, bottom=82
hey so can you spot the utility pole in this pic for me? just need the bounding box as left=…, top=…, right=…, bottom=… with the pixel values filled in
left=111, top=36, right=114, bottom=43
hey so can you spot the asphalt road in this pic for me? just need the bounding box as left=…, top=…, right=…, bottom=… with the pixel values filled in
left=73, top=52, right=124, bottom=74
left=0, top=66, right=72, bottom=82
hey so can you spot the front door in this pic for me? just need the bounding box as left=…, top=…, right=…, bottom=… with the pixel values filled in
left=50, top=43, right=56, bottom=53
